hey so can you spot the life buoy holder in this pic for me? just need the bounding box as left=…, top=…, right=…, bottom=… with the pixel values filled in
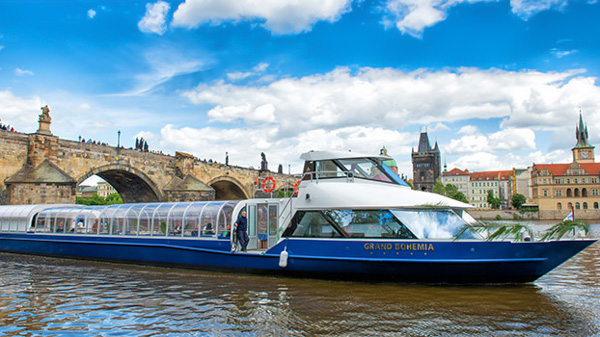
left=293, top=179, right=301, bottom=195
left=262, top=177, right=276, bottom=193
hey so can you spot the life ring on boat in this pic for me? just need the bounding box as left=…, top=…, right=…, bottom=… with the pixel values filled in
left=262, top=177, right=276, bottom=193
left=293, top=179, right=301, bottom=195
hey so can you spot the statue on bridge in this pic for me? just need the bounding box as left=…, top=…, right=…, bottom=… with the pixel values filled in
left=260, top=152, right=269, bottom=172
left=36, top=105, right=52, bottom=135
left=40, top=105, right=51, bottom=121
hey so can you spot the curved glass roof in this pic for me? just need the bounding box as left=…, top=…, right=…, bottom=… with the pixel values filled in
left=0, top=201, right=242, bottom=238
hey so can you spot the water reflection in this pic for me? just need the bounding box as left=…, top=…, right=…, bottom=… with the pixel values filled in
left=0, top=241, right=598, bottom=336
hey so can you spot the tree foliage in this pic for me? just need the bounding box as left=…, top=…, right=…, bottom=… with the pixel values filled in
left=486, top=190, right=501, bottom=209
left=540, top=220, right=589, bottom=241
left=432, top=180, right=468, bottom=203
left=76, top=193, right=123, bottom=206
left=511, top=193, right=527, bottom=209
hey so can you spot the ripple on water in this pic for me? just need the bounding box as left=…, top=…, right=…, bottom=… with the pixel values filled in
left=0, top=240, right=598, bottom=336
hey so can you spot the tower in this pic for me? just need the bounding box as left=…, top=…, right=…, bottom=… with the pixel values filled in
left=411, top=130, right=441, bottom=192
left=572, top=113, right=595, bottom=163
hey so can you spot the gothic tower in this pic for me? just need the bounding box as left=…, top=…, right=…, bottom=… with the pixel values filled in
left=411, top=130, right=441, bottom=192
left=572, top=113, right=595, bottom=163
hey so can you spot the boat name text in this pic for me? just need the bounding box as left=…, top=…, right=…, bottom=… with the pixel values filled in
left=363, top=243, right=434, bottom=251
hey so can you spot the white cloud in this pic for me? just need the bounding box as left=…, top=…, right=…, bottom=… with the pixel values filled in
left=119, top=47, right=207, bottom=95
left=253, top=63, right=269, bottom=72
left=383, top=0, right=581, bottom=37
left=430, top=122, right=450, bottom=132
left=158, top=124, right=414, bottom=172
left=445, top=128, right=536, bottom=154
left=0, top=91, right=44, bottom=132
left=138, top=1, right=171, bottom=35
left=227, top=72, right=253, bottom=81
left=15, top=68, right=34, bottom=76
left=510, top=0, right=567, bottom=19
left=87, top=9, right=97, bottom=19
left=458, top=125, right=478, bottom=134
left=550, top=48, right=578, bottom=58
left=450, top=149, right=569, bottom=172
left=226, top=62, right=270, bottom=81
left=183, top=67, right=600, bottom=136
left=171, top=0, right=353, bottom=34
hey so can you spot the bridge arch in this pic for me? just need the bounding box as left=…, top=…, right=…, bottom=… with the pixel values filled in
left=77, top=164, right=163, bottom=203
left=208, top=176, right=249, bottom=200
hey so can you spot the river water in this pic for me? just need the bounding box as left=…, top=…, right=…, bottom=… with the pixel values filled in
left=0, top=227, right=599, bottom=336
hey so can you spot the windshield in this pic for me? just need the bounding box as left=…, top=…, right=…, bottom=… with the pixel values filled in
left=391, top=209, right=482, bottom=240
left=336, top=159, right=393, bottom=183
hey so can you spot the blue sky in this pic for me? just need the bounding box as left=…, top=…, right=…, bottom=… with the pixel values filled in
left=1, top=0, right=600, bottom=178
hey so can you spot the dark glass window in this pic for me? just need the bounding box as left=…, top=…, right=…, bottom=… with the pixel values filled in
left=284, top=210, right=417, bottom=239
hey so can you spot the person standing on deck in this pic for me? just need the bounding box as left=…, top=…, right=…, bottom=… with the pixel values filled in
left=235, top=211, right=249, bottom=252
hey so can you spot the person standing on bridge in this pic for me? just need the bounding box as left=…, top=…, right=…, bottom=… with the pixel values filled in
left=235, top=210, right=249, bottom=252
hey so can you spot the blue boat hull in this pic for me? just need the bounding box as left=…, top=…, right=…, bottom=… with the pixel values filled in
left=0, top=233, right=595, bottom=283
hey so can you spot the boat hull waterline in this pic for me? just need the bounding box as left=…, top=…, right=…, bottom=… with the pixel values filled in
left=0, top=233, right=594, bottom=283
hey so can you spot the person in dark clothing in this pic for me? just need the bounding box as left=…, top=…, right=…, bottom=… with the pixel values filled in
left=235, top=211, right=249, bottom=252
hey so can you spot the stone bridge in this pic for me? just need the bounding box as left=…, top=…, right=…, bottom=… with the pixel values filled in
left=0, top=112, right=294, bottom=205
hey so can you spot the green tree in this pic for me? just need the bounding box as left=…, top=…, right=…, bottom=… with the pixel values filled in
left=511, top=193, right=526, bottom=209
left=105, top=193, right=123, bottom=205
left=432, top=180, right=469, bottom=203
left=432, top=180, right=446, bottom=195
left=450, top=191, right=468, bottom=203
left=76, top=193, right=123, bottom=206
left=487, top=190, right=501, bottom=209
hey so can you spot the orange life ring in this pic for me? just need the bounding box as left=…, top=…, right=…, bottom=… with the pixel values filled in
left=293, top=179, right=301, bottom=195
left=262, top=177, right=276, bottom=193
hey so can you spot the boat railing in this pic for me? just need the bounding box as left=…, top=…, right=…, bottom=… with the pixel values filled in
left=300, top=170, right=355, bottom=184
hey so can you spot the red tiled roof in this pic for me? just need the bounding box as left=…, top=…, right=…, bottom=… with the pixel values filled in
left=534, top=162, right=600, bottom=176
left=442, top=168, right=469, bottom=176
left=469, top=170, right=513, bottom=181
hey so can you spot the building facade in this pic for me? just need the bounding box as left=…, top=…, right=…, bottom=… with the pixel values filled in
left=412, top=131, right=441, bottom=192
left=440, top=168, right=469, bottom=196
left=97, top=181, right=118, bottom=198
left=442, top=168, right=513, bottom=209
left=531, top=113, right=600, bottom=215
left=468, top=170, right=513, bottom=209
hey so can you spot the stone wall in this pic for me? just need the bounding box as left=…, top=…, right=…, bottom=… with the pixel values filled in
left=0, top=131, right=29, bottom=192
left=469, top=209, right=600, bottom=221
left=468, top=209, right=540, bottom=221
left=0, top=130, right=294, bottom=204
left=7, top=183, right=75, bottom=205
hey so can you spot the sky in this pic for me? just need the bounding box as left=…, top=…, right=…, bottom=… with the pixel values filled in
left=1, top=0, right=600, bottom=180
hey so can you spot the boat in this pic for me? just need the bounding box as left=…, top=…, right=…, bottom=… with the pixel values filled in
left=0, top=150, right=596, bottom=283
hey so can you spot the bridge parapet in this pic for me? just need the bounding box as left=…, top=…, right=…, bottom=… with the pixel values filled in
left=1, top=129, right=295, bottom=205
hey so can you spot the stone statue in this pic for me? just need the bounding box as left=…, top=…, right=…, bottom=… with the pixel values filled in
left=36, top=105, right=52, bottom=135
left=260, top=152, right=268, bottom=172
left=40, top=105, right=51, bottom=121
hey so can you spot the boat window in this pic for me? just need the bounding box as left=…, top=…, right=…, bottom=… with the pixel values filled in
left=391, top=209, right=480, bottom=240
left=16, top=201, right=241, bottom=240
left=336, top=159, right=392, bottom=183
left=322, top=209, right=416, bottom=239
left=315, top=160, right=346, bottom=179
left=284, top=210, right=417, bottom=239
left=285, top=211, right=345, bottom=238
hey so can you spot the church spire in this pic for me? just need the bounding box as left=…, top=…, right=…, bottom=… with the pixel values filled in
left=575, top=112, right=591, bottom=148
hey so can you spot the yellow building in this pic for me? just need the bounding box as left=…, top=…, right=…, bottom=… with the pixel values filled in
left=97, top=181, right=117, bottom=198
left=531, top=114, right=600, bottom=214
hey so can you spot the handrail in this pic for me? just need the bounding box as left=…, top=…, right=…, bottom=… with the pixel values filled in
left=300, top=170, right=355, bottom=183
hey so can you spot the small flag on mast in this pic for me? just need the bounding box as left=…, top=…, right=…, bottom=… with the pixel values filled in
left=563, top=211, right=574, bottom=222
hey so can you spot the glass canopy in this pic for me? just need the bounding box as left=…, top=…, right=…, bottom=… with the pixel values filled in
left=0, top=201, right=241, bottom=239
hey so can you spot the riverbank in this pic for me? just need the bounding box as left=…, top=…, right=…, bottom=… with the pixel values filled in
left=469, top=209, right=600, bottom=221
